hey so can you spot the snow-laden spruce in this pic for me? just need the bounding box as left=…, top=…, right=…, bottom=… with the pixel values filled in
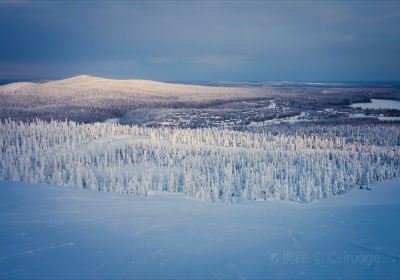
left=1, top=119, right=400, bottom=202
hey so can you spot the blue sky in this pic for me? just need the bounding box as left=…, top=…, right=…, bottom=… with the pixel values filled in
left=0, top=1, right=399, bottom=82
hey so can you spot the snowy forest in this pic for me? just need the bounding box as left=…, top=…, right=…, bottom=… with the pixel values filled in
left=1, top=119, right=400, bottom=203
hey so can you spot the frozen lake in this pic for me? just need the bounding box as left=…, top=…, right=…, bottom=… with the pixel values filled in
left=351, top=99, right=400, bottom=110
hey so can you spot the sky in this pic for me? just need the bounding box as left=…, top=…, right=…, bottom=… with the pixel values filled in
left=0, top=1, right=399, bottom=82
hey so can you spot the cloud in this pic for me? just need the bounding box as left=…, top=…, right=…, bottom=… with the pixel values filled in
left=0, top=1, right=399, bottom=81
left=149, top=55, right=249, bottom=65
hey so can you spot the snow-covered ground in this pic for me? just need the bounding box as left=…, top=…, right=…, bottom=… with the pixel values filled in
left=1, top=179, right=399, bottom=279
left=103, top=118, right=120, bottom=124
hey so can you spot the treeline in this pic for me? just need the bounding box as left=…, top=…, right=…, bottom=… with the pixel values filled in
left=246, top=122, right=400, bottom=146
left=0, top=119, right=399, bottom=203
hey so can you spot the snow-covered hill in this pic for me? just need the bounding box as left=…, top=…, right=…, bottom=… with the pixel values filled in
left=0, top=178, right=399, bottom=279
left=0, top=75, right=262, bottom=100
left=0, top=75, right=268, bottom=124
left=1, top=75, right=399, bottom=127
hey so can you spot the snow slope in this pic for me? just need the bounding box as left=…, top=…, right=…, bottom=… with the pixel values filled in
left=0, top=75, right=263, bottom=100
left=1, top=179, right=399, bottom=279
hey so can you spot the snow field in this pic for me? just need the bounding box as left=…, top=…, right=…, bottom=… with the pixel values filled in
left=0, top=178, right=399, bottom=279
